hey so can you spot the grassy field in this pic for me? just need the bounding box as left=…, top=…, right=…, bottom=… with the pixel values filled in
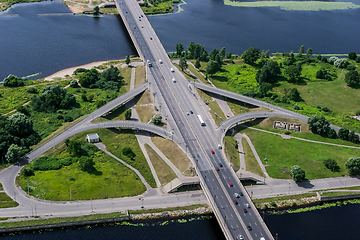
left=79, top=128, right=156, bottom=188
left=187, top=63, right=209, bottom=84
left=136, top=89, right=153, bottom=105
left=0, top=211, right=126, bottom=228
left=128, top=204, right=208, bottom=214
left=135, top=65, right=146, bottom=88
left=141, top=1, right=174, bottom=14
left=0, top=193, right=19, bottom=208
left=135, top=105, right=154, bottom=123
left=144, top=144, right=177, bottom=185
left=244, top=117, right=360, bottom=147
left=242, top=137, right=265, bottom=177
left=18, top=133, right=147, bottom=201
left=239, top=128, right=360, bottom=179
left=208, top=100, right=226, bottom=125
left=223, top=135, right=240, bottom=170
left=151, top=136, right=193, bottom=176
left=320, top=191, right=360, bottom=197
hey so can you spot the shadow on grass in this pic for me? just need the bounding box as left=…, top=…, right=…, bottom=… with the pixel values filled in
left=87, top=166, right=102, bottom=176
left=211, top=75, right=228, bottom=82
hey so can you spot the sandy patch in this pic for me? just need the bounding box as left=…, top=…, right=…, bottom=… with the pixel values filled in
left=44, top=60, right=121, bottom=81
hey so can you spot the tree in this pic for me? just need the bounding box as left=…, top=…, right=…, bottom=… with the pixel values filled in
left=70, top=80, right=79, bottom=88
left=175, top=43, right=183, bottom=56
left=307, top=115, right=330, bottom=136
left=195, top=58, right=201, bottom=69
left=259, top=83, right=272, bottom=96
left=348, top=51, right=357, bottom=60
left=265, top=49, right=270, bottom=58
left=290, top=165, right=305, bottom=182
left=201, top=50, right=209, bottom=62
left=79, top=156, right=95, bottom=172
left=151, top=115, right=162, bottom=125
left=123, top=147, right=135, bottom=159
left=93, top=6, right=100, bottom=15
left=3, top=74, right=24, bottom=87
left=299, top=45, right=304, bottom=55
left=206, top=60, right=220, bottom=75
left=349, top=131, right=359, bottom=143
left=323, top=159, right=339, bottom=172
left=345, top=156, right=360, bottom=176
left=241, top=47, right=260, bottom=65
left=67, top=140, right=83, bottom=157
left=125, top=109, right=132, bottom=120
left=338, top=128, right=349, bottom=140
left=81, top=94, right=88, bottom=102
left=179, top=57, right=188, bottom=71
left=102, top=65, right=122, bottom=82
left=219, top=47, right=226, bottom=59
left=5, top=144, right=22, bottom=163
left=255, top=60, right=280, bottom=84
left=7, top=112, right=33, bottom=137
left=306, top=48, right=312, bottom=58
left=187, top=41, right=195, bottom=59
left=327, top=128, right=337, bottom=139
left=209, top=49, right=219, bottom=61
left=284, top=65, right=301, bottom=82
left=125, top=55, right=131, bottom=65
left=344, top=70, right=359, bottom=87
left=289, top=88, right=302, bottom=102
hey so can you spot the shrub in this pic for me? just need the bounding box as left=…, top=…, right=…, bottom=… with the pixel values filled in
left=285, top=131, right=291, bottom=135
left=293, top=104, right=300, bottom=110
left=73, top=68, right=88, bottom=75
left=23, top=168, right=34, bottom=177
left=348, top=52, right=357, bottom=60
left=123, top=147, right=136, bottom=160
left=96, top=99, right=106, bottom=108
left=26, top=87, right=38, bottom=94
left=32, top=156, right=62, bottom=171
left=17, top=106, right=30, bottom=116
left=356, top=56, right=360, bottom=63
left=323, top=159, right=339, bottom=171
left=270, top=201, right=277, bottom=207
left=345, top=156, right=360, bottom=176
left=79, top=156, right=95, bottom=172
left=70, top=80, right=79, bottom=88
left=334, top=59, right=344, bottom=68
left=290, top=165, right=305, bottom=182
left=64, top=116, right=73, bottom=122
left=338, top=128, right=349, bottom=140
left=356, top=110, right=360, bottom=116
left=151, top=115, right=162, bottom=125
left=3, top=74, right=24, bottom=87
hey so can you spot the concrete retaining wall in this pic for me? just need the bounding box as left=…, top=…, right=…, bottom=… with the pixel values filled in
left=320, top=194, right=360, bottom=202
left=0, top=215, right=130, bottom=234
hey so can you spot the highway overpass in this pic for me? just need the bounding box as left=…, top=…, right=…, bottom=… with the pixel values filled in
left=115, top=0, right=274, bottom=239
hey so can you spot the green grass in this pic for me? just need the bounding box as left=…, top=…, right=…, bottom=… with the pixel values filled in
left=187, top=63, right=209, bottom=85
left=141, top=1, right=174, bottom=14
left=242, top=138, right=265, bottom=177
left=144, top=144, right=177, bottom=185
left=207, top=100, right=226, bottom=126
left=0, top=211, right=126, bottom=228
left=223, top=135, right=240, bottom=170
left=135, top=65, right=146, bottom=88
left=239, top=128, right=360, bottom=179
left=320, top=191, right=360, bottom=197
left=253, top=193, right=317, bottom=203
left=0, top=183, right=2, bottom=190
left=0, top=193, right=19, bottom=208
left=226, top=98, right=251, bottom=115
left=151, top=136, right=193, bottom=176
left=18, top=150, right=146, bottom=201
left=96, top=128, right=157, bottom=188
left=128, top=204, right=208, bottom=214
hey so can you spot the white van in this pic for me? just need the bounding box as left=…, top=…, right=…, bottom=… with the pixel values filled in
left=170, top=68, right=174, bottom=72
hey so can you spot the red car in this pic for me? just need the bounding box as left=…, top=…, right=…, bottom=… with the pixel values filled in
left=228, top=182, right=233, bottom=187
left=216, top=167, right=219, bottom=171
left=234, top=200, right=238, bottom=205
left=211, top=150, right=215, bottom=154
left=243, top=208, right=247, bottom=213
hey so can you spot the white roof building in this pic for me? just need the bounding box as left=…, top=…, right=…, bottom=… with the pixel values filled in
left=86, top=133, right=100, bottom=143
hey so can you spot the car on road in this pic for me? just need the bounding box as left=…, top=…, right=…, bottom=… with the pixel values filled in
left=246, top=203, right=250, bottom=208
left=234, top=200, right=238, bottom=205
left=247, top=225, right=252, bottom=230
left=141, top=14, right=143, bottom=17
left=186, top=112, right=189, bottom=115
left=234, top=193, right=240, bottom=198
left=236, top=235, right=244, bottom=240
left=172, top=78, right=176, bottom=83
left=170, top=68, right=174, bottom=72
left=190, top=110, right=193, bottom=114
left=260, top=238, right=265, bottom=240
left=228, top=182, right=233, bottom=187
left=216, top=167, right=219, bottom=171
left=150, top=37, right=152, bottom=40
left=159, top=59, right=163, bottom=64
left=219, top=163, right=223, bottom=167
left=211, top=150, right=215, bottom=154
left=141, top=26, right=144, bottom=28
left=240, top=192, right=243, bottom=196
left=139, top=19, right=141, bottom=21
left=146, top=60, right=152, bottom=67
left=243, top=208, right=247, bottom=213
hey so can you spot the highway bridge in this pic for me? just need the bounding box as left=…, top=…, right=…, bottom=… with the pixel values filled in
left=114, top=0, right=274, bottom=239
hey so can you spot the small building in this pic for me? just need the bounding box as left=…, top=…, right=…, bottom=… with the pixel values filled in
left=86, top=133, right=100, bottom=143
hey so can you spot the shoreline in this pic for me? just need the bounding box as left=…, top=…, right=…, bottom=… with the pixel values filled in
left=44, top=59, right=123, bottom=81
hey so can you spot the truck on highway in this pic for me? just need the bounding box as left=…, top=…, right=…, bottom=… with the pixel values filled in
left=197, top=115, right=205, bottom=126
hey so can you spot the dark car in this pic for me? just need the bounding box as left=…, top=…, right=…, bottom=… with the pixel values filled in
left=150, top=37, right=152, bottom=40
left=247, top=225, right=252, bottom=230
left=216, top=167, right=219, bottom=171
left=190, top=110, right=193, bottom=114
left=240, top=192, right=243, bottom=196
left=234, top=200, right=238, bottom=205
left=243, top=208, right=247, bottom=213
left=219, top=163, right=223, bottom=167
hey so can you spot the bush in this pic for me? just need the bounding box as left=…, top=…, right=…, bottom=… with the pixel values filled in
left=17, top=106, right=30, bottom=116
left=23, top=168, right=34, bottom=177
left=64, top=116, right=73, bottom=122
left=344, top=70, right=359, bottom=87
left=73, top=68, right=88, bottom=75
left=356, top=56, right=360, bottom=63
left=348, top=52, right=357, bottom=60
left=270, top=201, right=277, bottom=207
left=3, top=74, right=24, bottom=87
left=32, top=156, right=62, bottom=171
left=96, top=99, right=106, bottom=108
left=290, top=165, right=305, bottom=182
left=151, top=115, right=162, bottom=125
left=293, top=104, right=300, bottom=110
left=334, top=59, right=344, bottom=68
left=345, top=156, right=360, bottom=176
left=79, top=156, right=95, bottom=172
left=70, top=80, right=79, bottom=88
left=338, top=128, right=349, bottom=140
left=123, top=147, right=136, bottom=160
left=285, top=131, right=291, bottom=135
left=323, top=159, right=339, bottom=171
left=26, top=87, right=38, bottom=94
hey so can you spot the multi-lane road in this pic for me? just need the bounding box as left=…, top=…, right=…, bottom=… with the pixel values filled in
left=115, top=0, right=273, bottom=239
